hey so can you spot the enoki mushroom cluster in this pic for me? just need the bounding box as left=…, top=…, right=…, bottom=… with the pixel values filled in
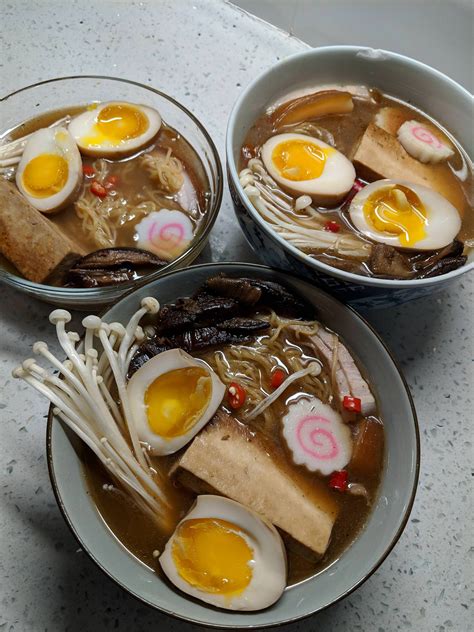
left=12, top=297, right=174, bottom=529
left=239, top=158, right=371, bottom=260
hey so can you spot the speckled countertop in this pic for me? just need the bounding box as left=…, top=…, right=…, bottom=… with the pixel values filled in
left=0, top=1, right=472, bottom=631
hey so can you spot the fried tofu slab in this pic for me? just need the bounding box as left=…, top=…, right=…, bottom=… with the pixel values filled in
left=173, top=411, right=338, bottom=556
left=0, top=179, right=84, bottom=283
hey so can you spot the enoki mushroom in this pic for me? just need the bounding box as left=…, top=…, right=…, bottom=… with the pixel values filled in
left=0, top=115, right=72, bottom=172
left=239, top=158, right=371, bottom=259
left=12, top=297, right=174, bottom=531
left=246, top=362, right=322, bottom=421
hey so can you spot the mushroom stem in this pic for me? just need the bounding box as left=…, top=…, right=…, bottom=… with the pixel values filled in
left=97, top=376, right=126, bottom=433
left=0, top=115, right=72, bottom=162
left=241, top=159, right=370, bottom=259
left=97, top=327, right=147, bottom=469
left=246, top=362, right=323, bottom=421
left=118, top=299, right=159, bottom=374
left=100, top=438, right=165, bottom=517
left=13, top=298, right=172, bottom=530
left=18, top=370, right=100, bottom=447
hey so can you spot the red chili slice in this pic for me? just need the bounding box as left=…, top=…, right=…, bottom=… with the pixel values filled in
left=104, top=175, right=119, bottom=189
left=82, top=165, right=95, bottom=177
left=324, top=220, right=341, bottom=233
left=271, top=368, right=286, bottom=389
left=343, top=395, right=362, bottom=413
left=90, top=181, right=107, bottom=198
left=353, top=179, right=365, bottom=193
left=329, top=470, right=348, bottom=491
left=344, top=179, right=366, bottom=205
left=227, top=382, right=246, bottom=409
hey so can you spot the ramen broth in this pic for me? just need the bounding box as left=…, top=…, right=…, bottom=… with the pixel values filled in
left=241, top=89, right=473, bottom=278
left=3, top=106, right=209, bottom=284
left=84, top=322, right=384, bottom=586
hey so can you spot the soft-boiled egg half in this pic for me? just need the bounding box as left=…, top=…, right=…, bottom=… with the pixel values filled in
left=160, top=495, right=287, bottom=611
left=15, top=127, right=82, bottom=213
left=349, top=179, right=462, bottom=250
left=261, top=132, right=355, bottom=205
left=127, top=349, right=225, bottom=455
left=68, top=101, right=161, bottom=158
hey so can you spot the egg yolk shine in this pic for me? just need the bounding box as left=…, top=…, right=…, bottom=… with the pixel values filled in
left=22, top=153, right=69, bottom=197
left=145, top=367, right=211, bottom=438
left=85, top=104, right=149, bottom=146
left=272, top=139, right=332, bottom=181
left=172, top=518, right=253, bottom=595
left=363, top=184, right=428, bottom=246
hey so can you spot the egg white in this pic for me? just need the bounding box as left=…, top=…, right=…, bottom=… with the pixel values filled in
left=349, top=179, right=462, bottom=250
left=15, top=127, right=82, bottom=213
left=160, top=495, right=287, bottom=611
left=127, top=349, right=225, bottom=455
left=260, top=132, right=355, bottom=205
left=68, top=101, right=161, bottom=158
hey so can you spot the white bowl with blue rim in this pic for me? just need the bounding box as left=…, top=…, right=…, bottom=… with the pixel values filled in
left=226, top=46, right=473, bottom=309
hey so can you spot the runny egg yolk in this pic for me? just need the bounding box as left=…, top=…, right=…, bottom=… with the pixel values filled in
left=363, top=184, right=427, bottom=246
left=85, top=104, right=149, bottom=146
left=22, top=154, right=68, bottom=197
left=145, top=367, right=211, bottom=438
left=171, top=518, right=253, bottom=595
left=272, top=139, right=332, bottom=181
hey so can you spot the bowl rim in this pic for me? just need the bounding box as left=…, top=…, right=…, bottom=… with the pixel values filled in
left=226, top=45, right=474, bottom=289
left=0, top=74, right=223, bottom=297
left=45, top=261, right=420, bottom=629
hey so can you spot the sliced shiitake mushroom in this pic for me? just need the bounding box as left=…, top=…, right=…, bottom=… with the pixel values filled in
left=66, top=247, right=167, bottom=288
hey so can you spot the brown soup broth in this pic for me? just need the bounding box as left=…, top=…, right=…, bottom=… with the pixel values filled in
left=83, top=325, right=385, bottom=586
left=241, top=90, right=473, bottom=277
left=6, top=106, right=210, bottom=279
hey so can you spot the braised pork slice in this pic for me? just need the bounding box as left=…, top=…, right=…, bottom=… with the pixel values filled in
left=173, top=411, right=338, bottom=556
left=289, top=325, right=376, bottom=416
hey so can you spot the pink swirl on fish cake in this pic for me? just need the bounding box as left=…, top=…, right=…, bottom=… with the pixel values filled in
left=148, top=221, right=184, bottom=248
left=296, top=415, right=339, bottom=460
left=412, top=125, right=442, bottom=148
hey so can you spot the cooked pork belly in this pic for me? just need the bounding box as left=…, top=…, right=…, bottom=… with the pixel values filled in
left=289, top=325, right=376, bottom=417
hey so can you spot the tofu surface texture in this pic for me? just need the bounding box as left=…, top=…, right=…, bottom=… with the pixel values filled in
left=175, top=411, right=338, bottom=556
left=0, top=179, right=84, bottom=283
left=352, top=123, right=467, bottom=214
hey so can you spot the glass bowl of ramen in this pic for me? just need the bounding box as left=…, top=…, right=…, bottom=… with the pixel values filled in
left=13, top=262, right=419, bottom=627
left=226, top=46, right=473, bottom=309
left=0, top=76, right=223, bottom=308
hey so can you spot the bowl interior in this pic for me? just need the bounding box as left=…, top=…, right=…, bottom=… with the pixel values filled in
left=48, top=262, right=419, bottom=628
left=226, top=46, right=474, bottom=289
left=1, top=76, right=223, bottom=307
